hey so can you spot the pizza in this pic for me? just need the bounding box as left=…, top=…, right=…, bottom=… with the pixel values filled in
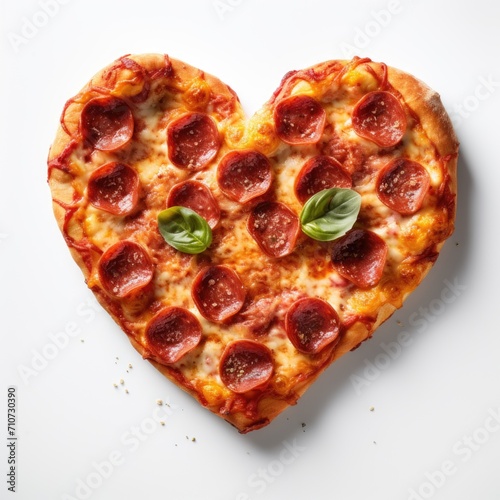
left=47, top=54, right=458, bottom=433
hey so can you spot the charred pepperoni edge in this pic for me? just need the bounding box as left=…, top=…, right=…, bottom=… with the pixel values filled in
left=330, top=229, right=388, bottom=289
left=247, top=202, right=300, bottom=258
left=98, top=240, right=154, bottom=298
left=219, top=340, right=274, bottom=393
left=274, top=95, right=326, bottom=145
left=351, top=91, right=407, bottom=148
left=294, top=155, right=352, bottom=204
left=145, top=307, right=203, bottom=364
left=167, top=180, right=220, bottom=228
left=216, top=150, right=272, bottom=203
left=167, top=112, right=220, bottom=170
left=191, top=265, right=246, bottom=322
left=285, top=298, right=341, bottom=354
left=87, top=162, right=140, bottom=216
left=376, top=158, right=430, bottom=215
left=80, top=96, right=134, bottom=151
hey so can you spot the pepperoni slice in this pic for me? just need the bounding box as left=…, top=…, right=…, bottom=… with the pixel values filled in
left=330, top=229, right=387, bottom=289
left=80, top=96, right=134, bottom=151
left=98, top=240, right=154, bottom=298
left=167, top=180, right=220, bottom=228
left=294, top=155, right=352, bottom=204
left=145, top=307, right=202, bottom=364
left=192, top=265, right=246, bottom=322
left=87, top=162, right=139, bottom=215
left=274, top=95, right=326, bottom=145
left=285, top=298, right=341, bottom=354
left=352, top=91, right=407, bottom=148
left=247, top=202, right=299, bottom=258
left=167, top=112, right=220, bottom=170
left=217, top=150, right=272, bottom=203
left=219, top=340, right=274, bottom=393
left=376, top=158, right=430, bottom=215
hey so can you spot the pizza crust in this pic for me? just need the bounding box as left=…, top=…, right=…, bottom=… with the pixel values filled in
left=47, top=55, right=458, bottom=433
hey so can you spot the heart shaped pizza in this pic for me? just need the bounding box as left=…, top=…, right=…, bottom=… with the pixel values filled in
left=47, top=54, right=458, bottom=433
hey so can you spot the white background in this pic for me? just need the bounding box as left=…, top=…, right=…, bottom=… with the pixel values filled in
left=1, top=0, right=499, bottom=499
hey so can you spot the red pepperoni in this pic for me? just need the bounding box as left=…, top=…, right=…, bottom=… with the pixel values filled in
left=294, top=155, right=352, bottom=204
left=80, top=96, right=134, bottom=151
left=376, top=158, right=430, bottom=215
left=219, top=340, right=274, bottom=393
left=352, top=91, right=407, bottom=148
left=285, top=298, right=341, bottom=354
left=247, top=202, right=299, bottom=258
left=217, top=150, right=272, bottom=203
left=145, top=307, right=202, bottom=364
left=167, top=112, right=220, bottom=170
left=98, top=240, right=154, bottom=298
left=330, top=229, right=387, bottom=289
left=167, top=180, right=220, bottom=228
left=274, top=95, right=326, bottom=145
left=87, top=162, right=139, bottom=215
left=192, top=265, right=246, bottom=322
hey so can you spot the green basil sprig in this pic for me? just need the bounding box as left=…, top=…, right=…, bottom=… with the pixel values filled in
left=299, top=188, right=361, bottom=241
left=157, top=206, right=212, bottom=254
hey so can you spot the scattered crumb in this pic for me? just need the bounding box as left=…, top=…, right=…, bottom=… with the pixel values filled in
left=397, top=320, right=403, bottom=327
left=125, top=389, right=129, bottom=394
left=113, top=383, right=118, bottom=388
left=160, top=421, right=165, bottom=426
left=191, top=437, right=196, bottom=442
left=373, top=441, right=377, bottom=445
left=369, top=406, right=375, bottom=412
left=128, top=363, right=133, bottom=369
left=80, top=339, right=85, bottom=343
left=156, top=399, right=163, bottom=406
left=120, top=379, right=124, bottom=385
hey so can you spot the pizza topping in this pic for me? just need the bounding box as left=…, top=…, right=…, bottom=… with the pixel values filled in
left=167, top=113, right=220, bottom=170
left=98, top=240, right=154, bottom=297
left=80, top=96, right=134, bottom=151
left=295, top=156, right=352, bottom=204
left=300, top=188, right=361, bottom=242
left=274, top=95, right=326, bottom=145
left=330, top=229, right=388, bottom=288
left=157, top=206, right=212, bottom=254
left=167, top=180, right=220, bottom=228
left=192, top=265, right=246, bottom=322
left=351, top=91, right=406, bottom=148
left=219, top=340, right=274, bottom=393
left=145, top=307, right=202, bottom=364
left=247, top=202, right=300, bottom=258
left=217, top=150, right=272, bottom=203
left=376, top=158, right=430, bottom=215
left=87, top=162, right=139, bottom=215
left=285, top=298, right=341, bottom=354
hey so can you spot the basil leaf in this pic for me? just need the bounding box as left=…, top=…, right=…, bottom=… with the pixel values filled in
left=157, top=206, right=212, bottom=254
left=299, top=188, right=361, bottom=241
